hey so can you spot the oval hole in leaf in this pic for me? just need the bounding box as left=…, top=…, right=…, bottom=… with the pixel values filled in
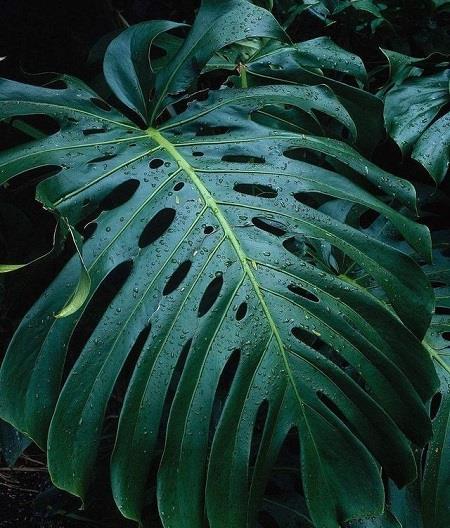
left=159, top=338, right=193, bottom=439
left=163, top=260, right=192, bottom=296
left=63, top=259, right=133, bottom=382
left=100, top=179, right=140, bottom=211
left=83, top=127, right=107, bottom=136
left=88, top=153, right=116, bottom=164
left=235, top=302, right=247, bottom=321
left=198, top=273, right=224, bottom=317
left=291, top=326, right=324, bottom=349
left=252, top=217, right=286, bottom=237
left=7, top=165, right=62, bottom=191
left=173, top=182, right=184, bottom=191
left=138, top=208, right=176, bottom=249
left=209, top=348, right=240, bottom=440
left=287, top=283, right=319, bottom=303
left=284, top=148, right=324, bottom=165
left=196, top=125, right=230, bottom=136
left=283, top=236, right=306, bottom=257
left=430, top=391, right=442, bottom=420
left=204, top=225, right=214, bottom=235
left=234, top=183, right=277, bottom=198
left=5, top=115, right=60, bottom=148
left=192, top=151, right=204, bottom=157
left=249, top=399, right=269, bottom=471
left=114, top=323, right=152, bottom=396
left=222, top=155, right=265, bottom=164
left=316, top=391, right=351, bottom=430
left=149, top=158, right=164, bottom=169
left=293, top=192, right=321, bottom=208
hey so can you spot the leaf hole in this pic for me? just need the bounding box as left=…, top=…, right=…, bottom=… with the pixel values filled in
left=163, top=260, right=192, bottom=296
left=249, top=400, right=269, bottom=470
left=192, top=151, right=204, bottom=157
left=5, top=165, right=62, bottom=191
left=88, top=153, right=116, bottom=164
left=293, top=192, right=321, bottom=208
left=114, top=323, right=152, bottom=397
left=235, top=302, right=248, bottom=321
left=287, top=283, right=319, bottom=303
left=234, top=183, right=277, bottom=198
left=149, top=158, right=164, bottom=169
left=100, top=179, right=140, bottom=211
left=252, top=217, right=286, bottom=237
left=138, top=208, right=176, bottom=249
left=196, top=125, right=230, bottom=136
left=316, top=391, right=352, bottom=429
left=291, top=327, right=325, bottom=350
left=83, top=127, right=107, bottom=136
left=430, top=391, right=442, bottom=420
left=283, top=236, right=306, bottom=257
left=8, top=114, right=60, bottom=141
left=198, top=273, right=224, bottom=317
left=284, top=147, right=325, bottom=165
left=203, top=225, right=215, bottom=235
left=63, top=259, right=133, bottom=382
left=209, top=349, right=241, bottom=440
left=222, top=155, right=265, bottom=164
left=159, top=338, right=193, bottom=440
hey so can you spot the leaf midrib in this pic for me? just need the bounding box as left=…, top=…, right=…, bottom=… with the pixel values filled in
left=146, top=127, right=308, bottom=416
left=148, top=126, right=339, bottom=519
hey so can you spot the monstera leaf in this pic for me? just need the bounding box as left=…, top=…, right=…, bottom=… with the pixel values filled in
left=207, top=36, right=384, bottom=154
left=0, top=2, right=439, bottom=528
left=384, top=53, right=450, bottom=183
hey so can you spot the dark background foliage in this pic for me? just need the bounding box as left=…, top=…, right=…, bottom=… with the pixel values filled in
left=0, top=1, right=449, bottom=526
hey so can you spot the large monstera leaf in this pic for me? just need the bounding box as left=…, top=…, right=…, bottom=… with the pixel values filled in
left=0, top=3, right=439, bottom=528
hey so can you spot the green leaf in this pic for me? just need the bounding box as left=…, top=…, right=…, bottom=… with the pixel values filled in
left=384, top=68, right=450, bottom=183
left=148, top=0, right=288, bottom=123
left=0, top=8, right=439, bottom=528
left=103, top=20, right=188, bottom=124
left=218, top=39, right=384, bottom=154
left=295, top=37, right=368, bottom=84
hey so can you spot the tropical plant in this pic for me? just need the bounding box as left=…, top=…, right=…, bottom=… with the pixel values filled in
left=0, top=1, right=443, bottom=527
left=382, top=50, right=450, bottom=183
